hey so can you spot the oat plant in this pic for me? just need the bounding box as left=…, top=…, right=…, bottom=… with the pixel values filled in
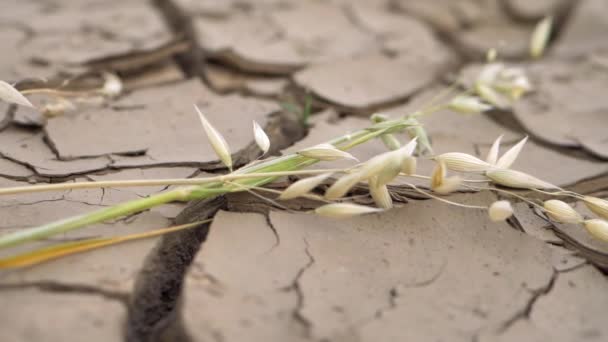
left=1, top=52, right=607, bottom=268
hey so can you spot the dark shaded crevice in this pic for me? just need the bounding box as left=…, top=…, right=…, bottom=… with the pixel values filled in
left=150, top=0, right=205, bottom=80
left=286, top=238, right=315, bottom=339
left=126, top=196, right=226, bottom=342
left=0, top=280, right=129, bottom=303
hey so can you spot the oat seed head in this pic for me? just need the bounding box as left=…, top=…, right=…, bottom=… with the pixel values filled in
left=253, top=120, right=270, bottom=155
left=195, top=105, right=232, bottom=170
left=279, top=172, right=333, bottom=200
left=369, top=176, right=393, bottom=209
left=475, top=82, right=510, bottom=109
left=433, top=175, right=463, bottom=195
left=0, top=80, right=34, bottom=107
left=401, top=156, right=417, bottom=175
left=436, top=152, right=492, bottom=172
left=488, top=200, right=513, bottom=222
left=530, top=16, right=553, bottom=59
left=298, top=144, right=359, bottom=162
left=486, top=169, right=557, bottom=189
left=325, top=173, right=361, bottom=200
left=583, top=196, right=608, bottom=220
left=101, top=72, right=123, bottom=97
left=496, top=136, right=528, bottom=169
left=486, top=134, right=503, bottom=165
left=543, top=200, right=583, bottom=224
left=583, top=219, right=608, bottom=242
left=315, top=203, right=383, bottom=219
left=448, top=95, right=493, bottom=115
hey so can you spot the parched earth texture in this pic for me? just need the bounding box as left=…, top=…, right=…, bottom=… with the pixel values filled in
left=1, top=0, right=608, bottom=341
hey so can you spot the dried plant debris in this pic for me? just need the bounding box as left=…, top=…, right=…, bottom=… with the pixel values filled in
left=293, top=54, right=451, bottom=112
left=512, top=60, right=608, bottom=158
left=43, top=80, right=278, bottom=167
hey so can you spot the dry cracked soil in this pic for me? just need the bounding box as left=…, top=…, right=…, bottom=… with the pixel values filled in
left=1, top=0, right=608, bottom=341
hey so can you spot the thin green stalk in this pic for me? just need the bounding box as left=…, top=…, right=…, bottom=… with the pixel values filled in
left=0, top=118, right=414, bottom=250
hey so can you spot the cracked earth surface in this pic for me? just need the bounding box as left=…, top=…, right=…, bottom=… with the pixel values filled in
left=1, top=0, right=608, bottom=341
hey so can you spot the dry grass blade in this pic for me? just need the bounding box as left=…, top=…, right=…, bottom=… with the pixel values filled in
left=0, top=221, right=208, bottom=269
left=0, top=80, right=34, bottom=107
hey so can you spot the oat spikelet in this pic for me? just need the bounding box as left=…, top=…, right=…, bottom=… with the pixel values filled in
left=252, top=121, right=270, bottom=155
left=433, top=176, right=463, bottom=195
left=488, top=200, right=513, bottom=222
left=475, top=82, right=509, bottom=109
left=486, top=134, right=503, bottom=165
left=298, top=144, right=358, bottom=161
left=431, top=159, right=446, bottom=190
left=369, top=176, right=393, bottom=209
left=496, top=136, right=528, bottom=169
left=0, top=80, right=33, bottom=107
left=436, top=152, right=492, bottom=172
left=486, top=169, right=557, bottom=189
left=530, top=16, right=553, bottom=59
left=101, top=72, right=123, bottom=97
left=315, top=203, right=382, bottom=218
left=401, top=157, right=417, bottom=175
left=195, top=105, right=232, bottom=170
left=543, top=200, right=583, bottom=224
left=583, top=219, right=608, bottom=242
left=583, top=196, right=608, bottom=220
left=279, top=173, right=332, bottom=200
left=325, top=173, right=361, bottom=200
left=448, top=96, right=492, bottom=115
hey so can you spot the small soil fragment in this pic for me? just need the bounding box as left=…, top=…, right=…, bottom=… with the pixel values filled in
left=181, top=211, right=311, bottom=342
left=293, top=54, right=450, bottom=112
left=512, top=60, right=608, bottom=158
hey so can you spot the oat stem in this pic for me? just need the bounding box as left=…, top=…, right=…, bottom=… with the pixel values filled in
left=0, top=118, right=414, bottom=250
left=0, top=169, right=348, bottom=196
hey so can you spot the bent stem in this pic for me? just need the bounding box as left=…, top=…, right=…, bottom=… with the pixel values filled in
left=0, top=118, right=414, bottom=250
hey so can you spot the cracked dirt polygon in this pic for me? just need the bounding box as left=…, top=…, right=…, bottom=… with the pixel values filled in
left=0, top=127, right=111, bottom=177
left=44, top=80, right=278, bottom=166
left=193, top=2, right=379, bottom=74
left=182, top=211, right=311, bottom=342
left=181, top=193, right=567, bottom=341
left=17, top=1, right=173, bottom=70
left=513, top=60, right=608, bottom=159
left=293, top=53, right=451, bottom=112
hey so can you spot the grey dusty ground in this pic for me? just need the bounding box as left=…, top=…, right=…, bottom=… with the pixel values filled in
left=1, top=0, right=608, bottom=341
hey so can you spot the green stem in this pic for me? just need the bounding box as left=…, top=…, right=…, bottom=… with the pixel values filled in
left=0, top=188, right=193, bottom=249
